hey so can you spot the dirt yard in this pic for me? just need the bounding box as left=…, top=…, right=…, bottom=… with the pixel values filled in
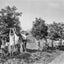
left=0, top=49, right=63, bottom=64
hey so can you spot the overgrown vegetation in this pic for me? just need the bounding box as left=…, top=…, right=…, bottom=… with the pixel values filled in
left=0, top=6, right=22, bottom=41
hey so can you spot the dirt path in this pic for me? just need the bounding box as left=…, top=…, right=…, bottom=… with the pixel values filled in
left=48, top=52, right=64, bottom=64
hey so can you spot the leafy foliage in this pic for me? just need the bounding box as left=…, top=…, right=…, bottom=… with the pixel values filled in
left=0, top=6, right=22, bottom=40
left=48, top=22, right=64, bottom=40
left=31, top=18, right=48, bottom=40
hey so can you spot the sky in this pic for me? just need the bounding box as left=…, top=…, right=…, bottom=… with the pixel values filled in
left=0, top=0, right=64, bottom=30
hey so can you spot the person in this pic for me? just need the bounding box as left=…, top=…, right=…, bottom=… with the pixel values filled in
left=21, top=33, right=27, bottom=52
left=1, top=39, right=6, bottom=56
left=15, top=43, right=20, bottom=54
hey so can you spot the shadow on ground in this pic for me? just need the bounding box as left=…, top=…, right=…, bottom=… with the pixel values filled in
left=26, top=48, right=38, bottom=53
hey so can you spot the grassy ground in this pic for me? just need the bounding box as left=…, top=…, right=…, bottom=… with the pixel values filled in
left=0, top=49, right=63, bottom=64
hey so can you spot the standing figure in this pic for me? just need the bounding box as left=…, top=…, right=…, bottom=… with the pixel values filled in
left=8, top=28, right=15, bottom=56
left=21, top=33, right=27, bottom=52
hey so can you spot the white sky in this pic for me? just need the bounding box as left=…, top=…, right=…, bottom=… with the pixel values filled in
left=0, top=0, right=64, bottom=30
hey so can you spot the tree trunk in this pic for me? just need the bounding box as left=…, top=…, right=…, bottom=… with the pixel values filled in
left=24, top=41, right=27, bottom=52
left=22, top=43, right=25, bottom=52
left=51, top=40, right=54, bottom=48
left=44, top=38, right=49, bottom=50
left=22, top=41, right=27, bottom=52
left=38, top=40, right=40, bottom=51
left=59, top=39, right=62, bottom=46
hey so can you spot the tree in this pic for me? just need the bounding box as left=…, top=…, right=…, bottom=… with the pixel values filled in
left=31, top=18, right=48, bottom=50
left=0, top=6, right=22, bottom=41
left=0, top=6, right=22, bottom=55
left=48, top=22, right=64, bottom=48
left=57, top=23, right=64, bottom=46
